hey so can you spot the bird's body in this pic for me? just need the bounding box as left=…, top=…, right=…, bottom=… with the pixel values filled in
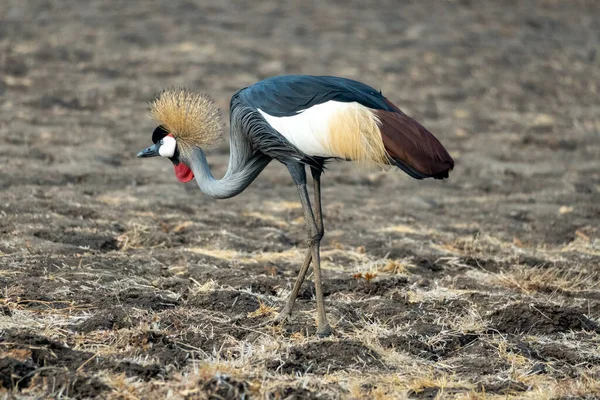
left=232, top=75, right=453, bottom=178
left=138, top=75, right=454, bottom=336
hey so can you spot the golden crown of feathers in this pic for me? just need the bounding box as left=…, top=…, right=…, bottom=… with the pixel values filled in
left=149, top=88, right=224, bottom=152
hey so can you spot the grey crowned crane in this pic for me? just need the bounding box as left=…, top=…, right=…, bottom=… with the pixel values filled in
left=137, top=75, right=454, bottom=337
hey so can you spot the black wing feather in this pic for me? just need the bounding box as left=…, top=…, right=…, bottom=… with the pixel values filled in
left=235, top=75, right=395, bottom=116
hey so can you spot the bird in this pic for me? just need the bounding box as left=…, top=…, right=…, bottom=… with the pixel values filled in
left=137, top=75, right=454, bottom=337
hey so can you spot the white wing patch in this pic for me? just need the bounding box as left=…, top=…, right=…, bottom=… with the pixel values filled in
left=258, top=101, right=387, bottom=167
left=258, top=101, right=355, bottom=158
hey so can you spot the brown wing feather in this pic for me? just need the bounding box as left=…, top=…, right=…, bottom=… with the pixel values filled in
left=375, top=99, right=454, bottom=179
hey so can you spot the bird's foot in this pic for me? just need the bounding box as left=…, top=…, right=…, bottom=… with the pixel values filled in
left=252, top=308, right=332, bottom=338
left=316, top=323, right=332, bottom=338
left=274, top=309, right=292, bottom=324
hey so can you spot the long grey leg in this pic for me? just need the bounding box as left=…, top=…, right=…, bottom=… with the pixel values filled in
left=277, top=166, right=324, bottom=321
left=309, top=169, right=329, bottom=337
left=277, top=249, right=312, bottom=320
left=310, top=167, right=325, bottom=242
left=284, top=163, right=331, bottom=337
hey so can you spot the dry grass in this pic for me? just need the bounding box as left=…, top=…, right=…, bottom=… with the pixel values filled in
left=247, top=300, right=277, bottom=318
left=116, top=220, right=168, bottom=251
left=378, top=259, right=411, bottom=275
left=495, top=265, right=600, bottom=295
left=4, top=222, right=598, bottom=399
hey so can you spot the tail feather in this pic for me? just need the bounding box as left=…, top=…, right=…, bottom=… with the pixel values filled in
left=375, top=99, right=454, bottom=180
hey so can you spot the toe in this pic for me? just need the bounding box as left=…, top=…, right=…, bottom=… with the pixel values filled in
left=316, top=324, right=332, bottom=338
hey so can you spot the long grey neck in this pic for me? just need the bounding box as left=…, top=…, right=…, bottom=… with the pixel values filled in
left=188, top=146, right=271, bottom=199
left=224, top=106, right=255, bottom=178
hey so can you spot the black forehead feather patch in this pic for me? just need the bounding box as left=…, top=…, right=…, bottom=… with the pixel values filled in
left=152, top=125, right=169, bottom=144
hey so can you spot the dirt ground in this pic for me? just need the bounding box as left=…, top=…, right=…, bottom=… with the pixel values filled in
left=1, top=0, right=600, bottom=398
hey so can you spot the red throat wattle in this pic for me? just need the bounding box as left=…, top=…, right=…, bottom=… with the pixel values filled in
left=174, top=163, right=194, bottom=183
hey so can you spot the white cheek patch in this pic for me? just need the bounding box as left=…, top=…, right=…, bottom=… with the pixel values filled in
left=159, top=136, right=176, bottom=158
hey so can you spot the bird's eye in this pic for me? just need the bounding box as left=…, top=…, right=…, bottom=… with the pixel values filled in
left=159, top=139, right=164, bottom=145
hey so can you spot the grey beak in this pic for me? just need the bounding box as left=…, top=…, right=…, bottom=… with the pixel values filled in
left=137, top=143, right=160, bottom=158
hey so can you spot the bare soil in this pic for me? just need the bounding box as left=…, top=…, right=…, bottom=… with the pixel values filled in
left=1, top=0, right=600, bottom=398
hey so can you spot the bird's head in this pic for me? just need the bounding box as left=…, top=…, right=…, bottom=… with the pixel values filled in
left=137, top=88, right=224, bottom=182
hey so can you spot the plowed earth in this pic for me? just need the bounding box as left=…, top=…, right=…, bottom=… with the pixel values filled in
left=1, top=0, right=599, bottom=398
